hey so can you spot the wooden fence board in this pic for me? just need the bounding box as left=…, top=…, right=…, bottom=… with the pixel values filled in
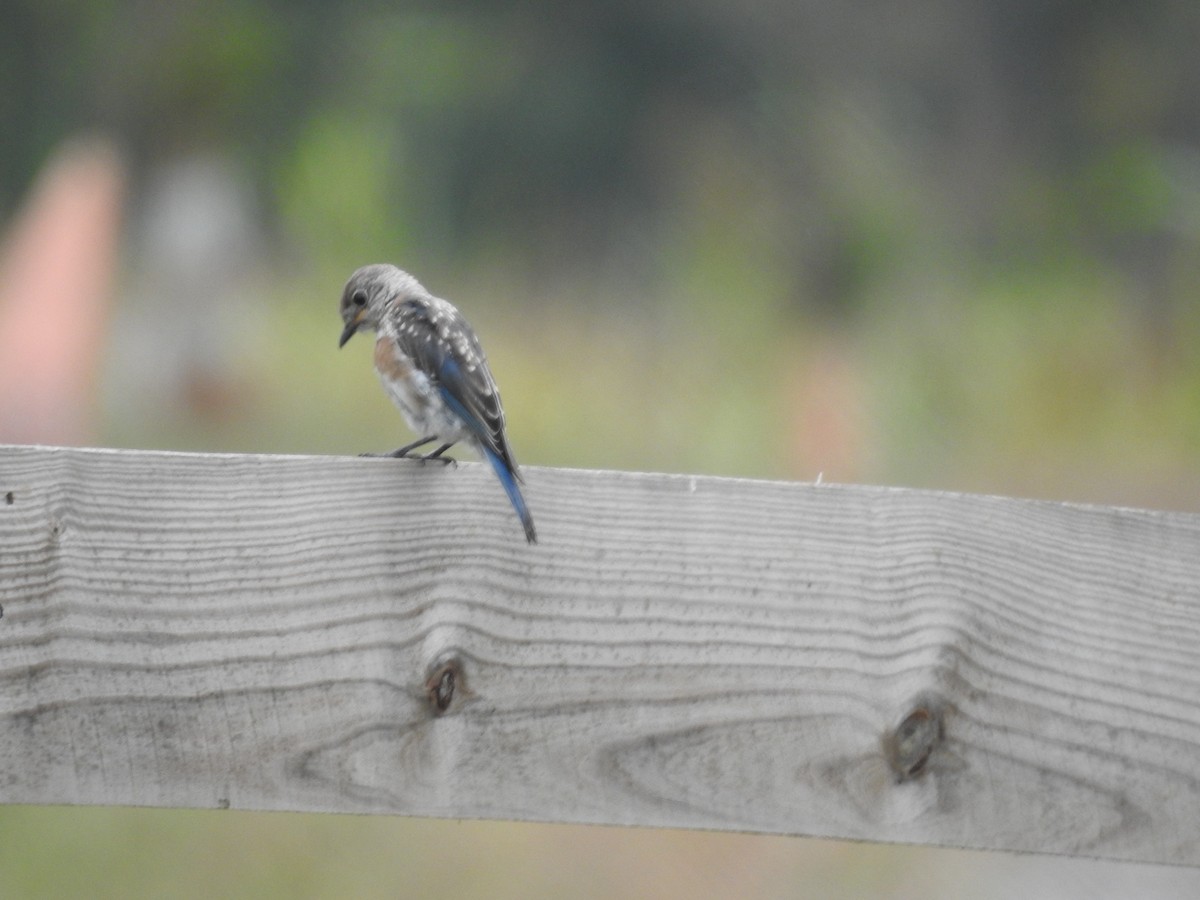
left=1, top=444, right=1198, bottom=865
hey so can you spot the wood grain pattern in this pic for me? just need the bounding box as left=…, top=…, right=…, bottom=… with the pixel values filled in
left=1, top=444, right=1198, bottom=865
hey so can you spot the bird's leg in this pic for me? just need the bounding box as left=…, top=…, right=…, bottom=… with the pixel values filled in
left=362, top=436, right=456, bottom=467
left=359, top=436, right=436, bottom=458
left=389, top=436, right=442, bottom=458
left=418, top=442, right=458, bottom=468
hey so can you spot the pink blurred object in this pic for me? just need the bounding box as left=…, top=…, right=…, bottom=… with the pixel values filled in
left=786, top=331, right=868, bottom=482
left=0, top=137, right=125, bottom=444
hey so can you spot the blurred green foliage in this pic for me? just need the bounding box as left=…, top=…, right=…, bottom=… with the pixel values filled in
left=4, top=0, right=1194, bottom=515
left=4, top=2, right=1200, bottom=897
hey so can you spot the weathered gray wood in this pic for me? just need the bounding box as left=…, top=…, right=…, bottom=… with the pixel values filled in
left=1, top=444, right=1198, bottom=865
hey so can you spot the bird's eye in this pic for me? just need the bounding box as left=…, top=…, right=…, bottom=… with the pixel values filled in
left=352, top=290, right=368, bottom=307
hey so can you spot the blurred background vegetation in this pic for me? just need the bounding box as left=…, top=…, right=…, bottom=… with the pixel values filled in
left=2, top=1, right=1199, bottom=897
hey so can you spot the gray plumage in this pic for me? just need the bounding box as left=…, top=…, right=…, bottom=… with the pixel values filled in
left=338, top=264, right=535, bottom=542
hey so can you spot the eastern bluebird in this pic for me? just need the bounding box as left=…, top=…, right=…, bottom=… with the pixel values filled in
left=338, top=263, right=536, bottom=543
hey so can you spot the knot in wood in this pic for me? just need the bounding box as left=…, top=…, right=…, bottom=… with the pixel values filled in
left=885, top=700, right=944, bottom=781
left=425, top=657, right=464, bottom=715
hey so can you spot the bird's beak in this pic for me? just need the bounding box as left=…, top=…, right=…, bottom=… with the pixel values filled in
left=338, top=310, right=365, bottom=348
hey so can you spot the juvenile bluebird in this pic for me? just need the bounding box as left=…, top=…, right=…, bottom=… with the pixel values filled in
left=338, top=263, right=536, bottom=543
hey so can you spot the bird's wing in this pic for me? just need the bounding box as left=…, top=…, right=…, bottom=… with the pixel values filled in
left=394, top=297, right=521, bottom=479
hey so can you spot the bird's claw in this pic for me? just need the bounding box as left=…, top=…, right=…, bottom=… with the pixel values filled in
left=358, top=449, right=457, bottom=468
left=409, top=450, right=457, bottom=468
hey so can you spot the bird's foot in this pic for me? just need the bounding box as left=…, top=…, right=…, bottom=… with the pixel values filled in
left=360, top=441, right=457, bottom=468
left=413, top=442, right=457, bottom=468
left=406, top=451, right=456, bottom=468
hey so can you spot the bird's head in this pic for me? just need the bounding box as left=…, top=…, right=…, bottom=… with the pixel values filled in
left=338, top=263, right=425, bottom=348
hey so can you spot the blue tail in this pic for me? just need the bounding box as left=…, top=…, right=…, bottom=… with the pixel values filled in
left=483, top=446, right=537, bottom=543
left=436, top=377, right=536, bottom=543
